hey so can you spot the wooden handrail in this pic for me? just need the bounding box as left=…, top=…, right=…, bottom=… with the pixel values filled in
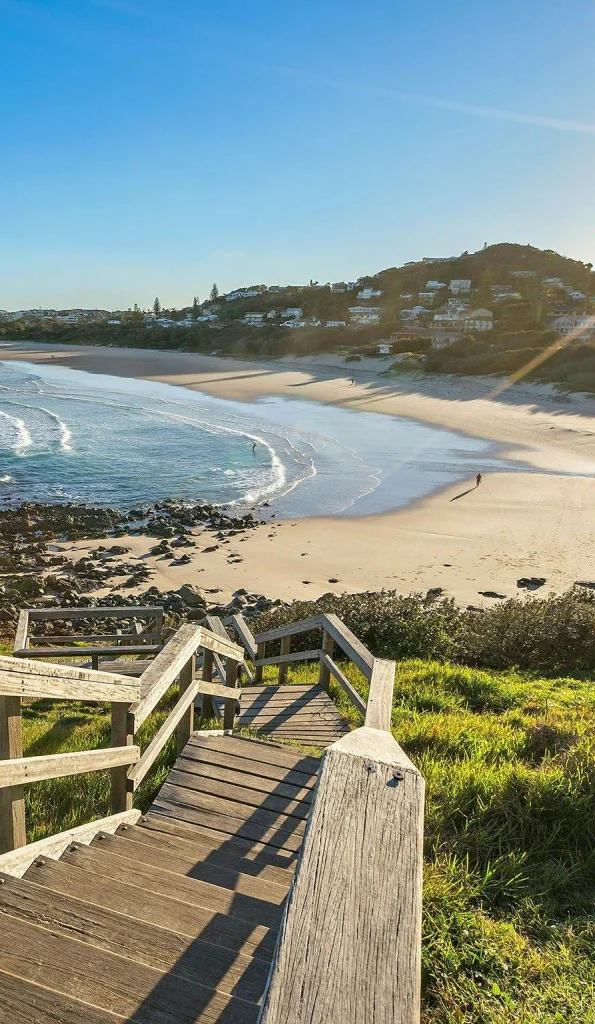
left=0, top=746, right=140, bottom=787
left=364, top=659, right=395, bottom=732
left=0, top=656, right=141, bottom=703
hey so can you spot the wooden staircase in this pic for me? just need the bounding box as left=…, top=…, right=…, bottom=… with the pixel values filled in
left=0, top=607, right=425, bottom=1024
left=0, top=733, right=318, bottom=1023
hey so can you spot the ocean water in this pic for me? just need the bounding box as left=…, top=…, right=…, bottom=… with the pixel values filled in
left=0, top=359, right=519, bottom=517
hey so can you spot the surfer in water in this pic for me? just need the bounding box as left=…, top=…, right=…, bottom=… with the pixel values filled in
left=252, top=442, right=257, bottom=453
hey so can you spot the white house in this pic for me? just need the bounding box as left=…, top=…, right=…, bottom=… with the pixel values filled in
left=242, top=312, right=266, bottom=325
left=107, top=319, right=122, bottom=325
left=510, top=270, right=536, bottom=278
left=450, top=279, right=472, bottom=294
left=331, top=282, right=347, bottom=293
left=377, top=342, right=393, bottom=355
left=425, top=281, right=446, bottom=291
left=551, top=315, right=576, bottom=335
left=462, top=308, right=493, bottom=331
left=349, top=306, right=381, bottom=324
left=281, top=307, right=302, bottom=319
left=326, top=320, right=346, bottom=328
left=569, top=291, right=586, bottom=301
left=56, top=314, right=80, bottom=324
left=401, top=306, right=429, bottom=321
left=418, top=291, right=437, bottom=301
left=552, top=314, right=595, bottom=339
left=544, top=277, right=563, bottom=285
left=357, top=287, right=383, bottom=300
left=195, top=313, right=218, bottom=322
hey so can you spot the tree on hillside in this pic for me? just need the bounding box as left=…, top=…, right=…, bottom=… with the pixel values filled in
left=192, top=296, right=200, bottom=318
left=210, top=283, right=219, bottom=302
left=153, top=297, right=161, bottom=317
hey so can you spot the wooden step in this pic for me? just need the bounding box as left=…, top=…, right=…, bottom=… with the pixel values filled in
left=0, top=967, right=122, bottom=1024
left=57, top=842, right=285, bottom=928
left=149, top=803, right=304, bottom=852
left=25, top=856, right=277, bottom=960
left=174, top=750, right=316, bottom=801
left=186, top=733, right=321, bottom=775
left=0, top=913, right=260, bottom=1023
left=0, top=871, right=269, bottom=1003
left=91, top=831, right=289, bottom=900
left=165, top=768, right=312, bottom=821
left=177, top=743, right=318, bottom=791
left=137, top=814, right=298, bottom=875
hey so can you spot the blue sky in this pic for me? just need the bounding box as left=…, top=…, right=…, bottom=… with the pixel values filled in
left=1, top=0, right=594, bottom=309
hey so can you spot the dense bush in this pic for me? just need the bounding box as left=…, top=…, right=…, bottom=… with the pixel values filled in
left=252, top=586, right=595, bottom=673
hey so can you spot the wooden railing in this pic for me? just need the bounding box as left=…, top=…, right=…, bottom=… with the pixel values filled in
left=258, top=654, right=425, bottom=1024
left=14, top=605, right=166, bottom=670
left=0, top=623, right=244, bottom=868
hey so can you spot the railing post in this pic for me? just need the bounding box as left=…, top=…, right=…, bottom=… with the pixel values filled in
left=318, top=628, right=334, bottom=691
left=254, top=641, right=265, bottom=684
left=201, top=649, right=214, bottom=719
left=278, top=636, right=291, bottom=684
left=177, top=654, right=196, bottom=754
left=258, top=724, right=424, bottom=1024
left=223, top=656, right=239, bottom=731
left=111, top=703, right=134, bottom=813
left=0, top=696, right=26, bottom=853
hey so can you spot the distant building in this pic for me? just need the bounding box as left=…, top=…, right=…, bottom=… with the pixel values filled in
left=348, top=306, right=381, bottom=324
left=551, top=314, right=595, bottom=338
left=418, top=292, right=437, bottom=301
left=431, top=331, right=462, bottom=349
left=449, top=279, right=472, bottom=294
left=425, top=281, right=447, bottom=290
left=462, top=308, right=493, bottom=331
left=377, top=342, right=393, bottom=355
left=423, top=256, right=458, bottom=263
left=510, top=270, right=536, bottom=278
left=569, top=291, right=586, bottom=301
left=107, top=319, right=122, bottom=325
left=195, top=313, right=218, bottom=322
left=281, top=307, right=302, bottom=319
left=357, top=287, right=383, bottom=300
left=331, top=282, right=347, bottom=292
left=242, top=312, right=266, bottom=325
left=326, top=320, right=346, bottom=328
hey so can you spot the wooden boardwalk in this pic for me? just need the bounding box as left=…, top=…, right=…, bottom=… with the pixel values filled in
left=237, top=684, right=350, bottom=747
left=0, top=733, right=320, bottom=1023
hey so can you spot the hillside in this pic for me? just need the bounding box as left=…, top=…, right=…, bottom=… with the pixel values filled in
left=3, top=242, right=595, bottom=388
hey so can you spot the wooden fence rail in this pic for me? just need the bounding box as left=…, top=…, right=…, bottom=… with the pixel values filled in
left=0, top=616, right=244, bottom=854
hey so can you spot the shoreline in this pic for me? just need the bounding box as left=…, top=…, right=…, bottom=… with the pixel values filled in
left=2, top=340, right=595, bottom=607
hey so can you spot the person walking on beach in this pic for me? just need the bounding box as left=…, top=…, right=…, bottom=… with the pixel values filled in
left=476, top=472, right=482, bottom=487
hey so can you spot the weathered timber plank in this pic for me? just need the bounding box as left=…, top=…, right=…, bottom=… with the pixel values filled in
left=157, top=781, right=307, bottom=835
left=254, top=649, right=322, bottom=668
left=0, top=745, right=139, bottom=788
left=199, top=679, right=242, bottom=700
left=0, top=809, right=140, bottom=878
left=13, top=611, right=28, bottom=654
left=138, top=815, right=298, bottom=873
left=22, top=644, right=162, bottom=659
left=232, top=614, right=257, bottom=661
left=27, top=633, right=161, bottom=645
left=26, top=605, right=162, bottom=622
left=0, top=872, right=270, bottom=1002
left=185, top=733, right=320, bottom=775
left=0, top=968, right=122, bottom=1024
left=150, top=804, right=304, bottom=852
left=129, top=678, right=202, bottom=787
left=117, top=821, right=295, bottom=885
left=135, top=624, right=202, bottom=718
left=59, top=843, right=284, bottom=928
left=93, top=831, right=289, bottom=900
left=26, top=855, right=277, bottom=958
left=321, top=613, right=374, bottom=678
left=0, top=695, right=25, bottom=853
left=0, top=914, right=260, bottom=1024
left=259, top=727, right=424, bottom=1024
left=174, top=753, right=315, bottom=801
left=321, top=653, right=367, bottom=715
left=165, top=769, right=312, bottom=820
left=364, top=658, right=395, bottom=732
left=0, top=656, right=140, bottom=703
left=254, top=616, right=324, bottom=644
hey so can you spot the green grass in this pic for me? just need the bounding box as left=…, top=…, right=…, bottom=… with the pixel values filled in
left=13, top=658, right=595, bottom=1022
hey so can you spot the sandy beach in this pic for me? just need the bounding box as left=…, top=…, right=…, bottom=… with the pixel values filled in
left=3, top=340, right=595, bottom=608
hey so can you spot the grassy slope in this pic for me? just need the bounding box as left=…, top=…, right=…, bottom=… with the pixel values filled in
left=16, top=659, right=595, bottom=1023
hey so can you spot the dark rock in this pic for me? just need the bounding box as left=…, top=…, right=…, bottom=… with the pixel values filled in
left=517, top=577, right=546, bottom=590
left=479, top=591, right=507, bottom=599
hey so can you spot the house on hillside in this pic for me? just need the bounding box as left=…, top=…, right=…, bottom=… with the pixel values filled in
left=552, top=314, right=595, bottom=339
left=510, top=270, right=536, bottom=278
left=331, top=282, right=347, bottom=292
left=431, top=330, right=462, bottom=349
left=107, top=319, right=122, bottom=325
left=462, top=308, right=493, bottom=331
left=326, top=320, right=346, bottom=327
left=425, top=281, right=446, bottom=291
left=281, top=307, right=302, bottom=319
left=569, top=291, right=586, bottom=301
left=450, top=279, right=472, bottom=294
left=242, top=312, right=266, bottom=325
left=196, top=313, right=218, bottom=322
left=551, top=315, right=576, bottom=335
left=377, top=342, right=393, bottom=355
left=357, top=287, right=383, bottom=300
left=418, top=291, right=437, bottom=301
left=349, top=306, right=381, bottom=324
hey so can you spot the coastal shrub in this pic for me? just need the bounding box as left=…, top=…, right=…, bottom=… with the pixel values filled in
left=252, top=586, right=595, bottom=673
left=344, top=353, right=361, bottom=362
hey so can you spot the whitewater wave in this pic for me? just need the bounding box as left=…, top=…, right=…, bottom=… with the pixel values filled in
left=0, top=410, right=32, bottom=455
left=0, top=474, right=12, bottom=483
left=38, top=408, right=73, bottom=452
